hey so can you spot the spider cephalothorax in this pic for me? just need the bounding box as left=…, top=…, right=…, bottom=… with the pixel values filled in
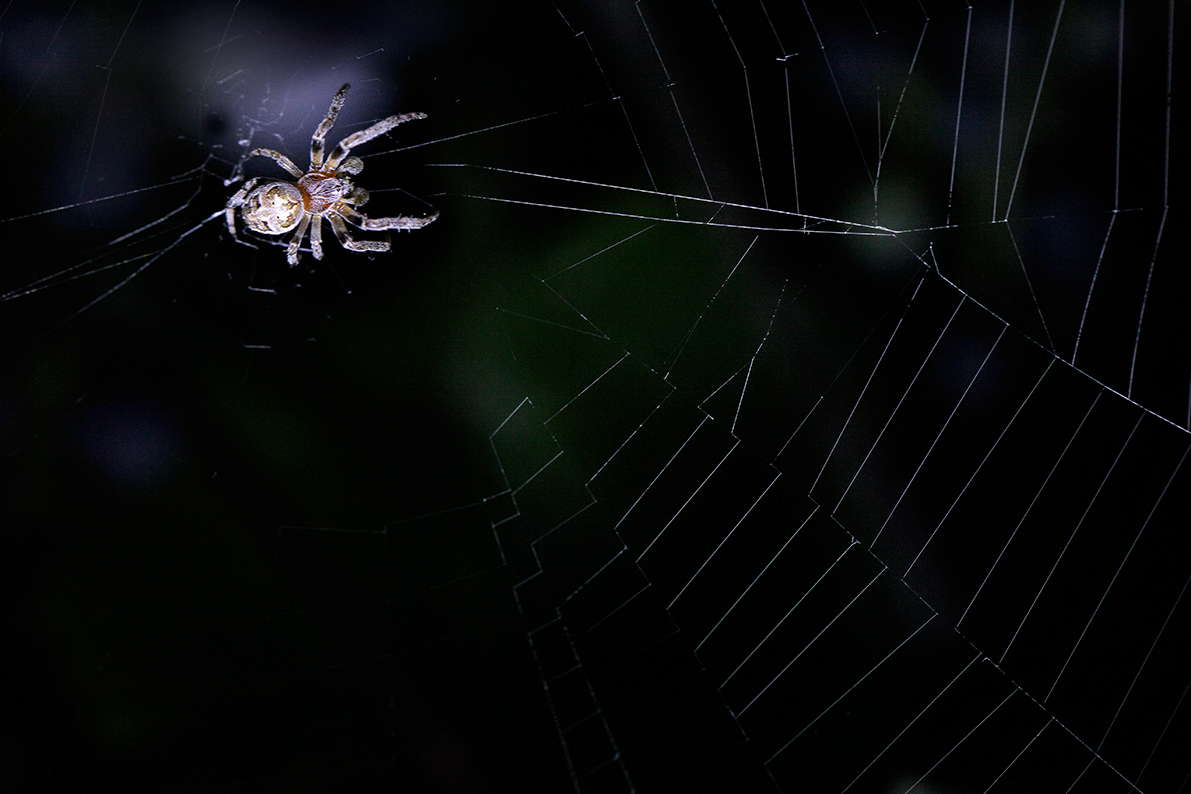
left=225, top=83, right=437, bottom=265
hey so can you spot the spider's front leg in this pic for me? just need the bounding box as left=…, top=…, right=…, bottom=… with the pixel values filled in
left=323, top=112, right=429, bottom=171
left=340, top=206, right=440, bottom=232
left=311, top=83, right=351, bottom=170
left=328, top=213, right=391, bottom=254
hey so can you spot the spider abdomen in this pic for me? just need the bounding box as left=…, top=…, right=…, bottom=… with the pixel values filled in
left=243, top=183, right=304, bottom=234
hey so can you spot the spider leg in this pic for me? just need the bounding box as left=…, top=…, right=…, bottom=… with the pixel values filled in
left=311, top=83, right=350, bottom=170
left=324, top=112, right=428, bottom=171
left=286, top=214, right=311, bottom=266
left=329, top=212, right=390, bottom=254
left=247, top=148, right=304, bottom=178
left=340, top=205, right=439, bottom=231
left=310, top=215, right=324, bottom=260
left=225, top=177, right=269, bottom=234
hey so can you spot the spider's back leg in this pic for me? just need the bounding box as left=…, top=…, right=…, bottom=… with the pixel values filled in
left=286, top=214, right=312, bottom=266
left=248, top=148, right=304, bottom=178
left=225, top=176, right=268, bottom=234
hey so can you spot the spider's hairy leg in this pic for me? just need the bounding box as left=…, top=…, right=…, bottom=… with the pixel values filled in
left=341, top=206, right=439, bottom=231
left=225, top=177, right=267, bottom=234
left=224, top=204, right=240, bottom=235
left=329, top=213, right=390, bottom=254
left=310, top=215, right=324, bottom=260
left=286, top=214, right=311, bottom=266
left=248, top=148, right=304, bottom=178
left=311, top=83, right=350, bottom=170
left=324, top=112, right=428, bottom=171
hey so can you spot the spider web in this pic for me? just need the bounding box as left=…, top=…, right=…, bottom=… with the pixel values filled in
left=1, top=0, right=1188, bottom=791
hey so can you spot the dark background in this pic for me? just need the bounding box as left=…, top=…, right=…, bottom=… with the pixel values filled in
left=1, top=1, right=1187, bottom=791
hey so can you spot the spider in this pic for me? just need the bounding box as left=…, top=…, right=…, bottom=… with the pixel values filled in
left=225, top=83, right=437, bottom=266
